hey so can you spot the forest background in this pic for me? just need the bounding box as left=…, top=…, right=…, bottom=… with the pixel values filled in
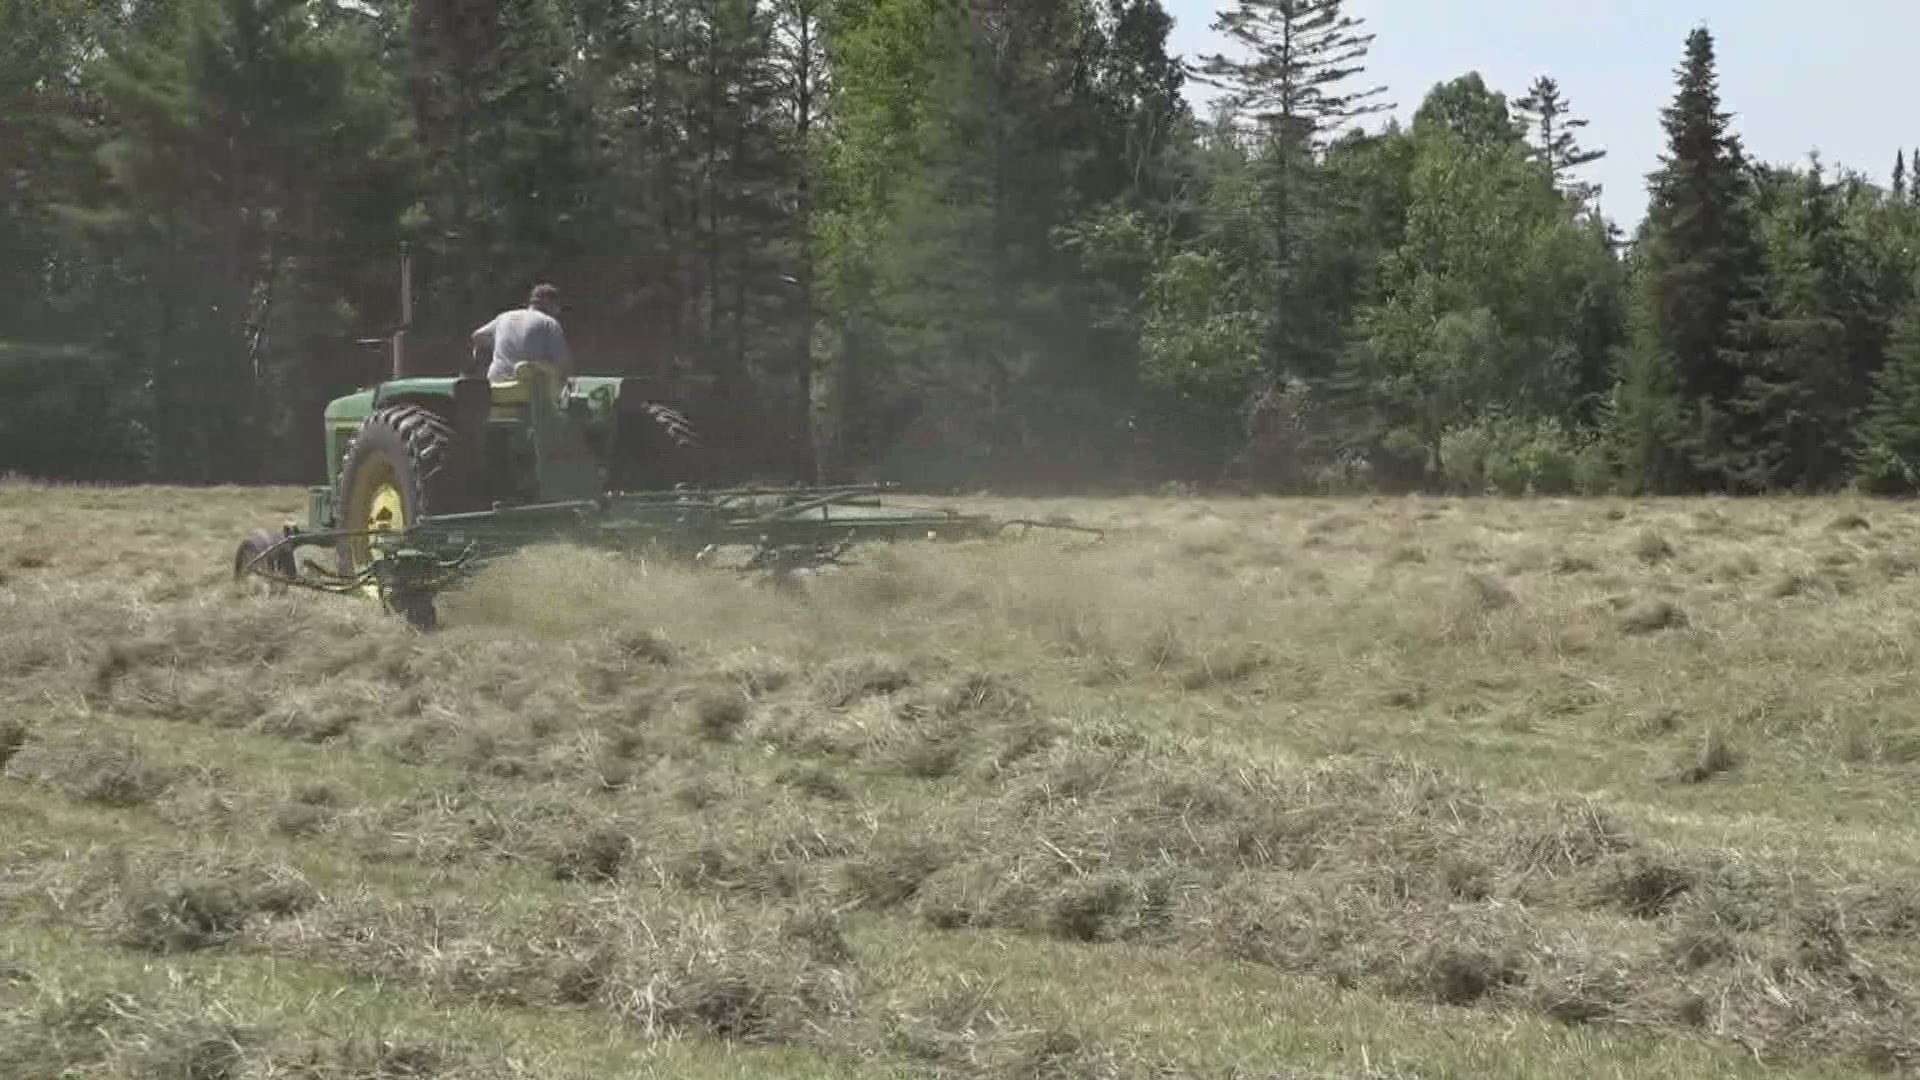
left=8, top=0, right=1920, bottom=498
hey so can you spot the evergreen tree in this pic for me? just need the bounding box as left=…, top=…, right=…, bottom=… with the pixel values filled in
left=1855, top=299, right=1920, bottom=492
left=770, top=0, right=830, bottom=477
left=578, top=0, right=710, bottom=374
left=1608, top=26, right=1760, bottom=492
left=1513, top=74, right=1605, bottom=207
left=82, top=0, right=409, bottom=481
left=1727, top=158, right=1864, bottom=490
left=689, top=0, right=790, bottom=455
left=813, top=0, right=940, bottom=480
left=0, top=0, right=142, bottom=485
left=407, top=0, right=592, bottom=341
left=1191, top=0, right=1389, bottom=379
left=863, top=0, right=1122, bottom=483
left=1513, top=75, right=1604, bottom=178
left=0, top=0, right=111, bottom=338
left=9, top=0, right=1919, bottom=497
left=1051, top=0, right=1197, bottom=482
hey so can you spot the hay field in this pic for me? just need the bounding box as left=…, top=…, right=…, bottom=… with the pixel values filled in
left=4, top=481, right=1920, bottom=1078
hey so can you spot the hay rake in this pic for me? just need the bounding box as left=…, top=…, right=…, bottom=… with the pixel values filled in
left=235, top=484, right=1103, bottom=630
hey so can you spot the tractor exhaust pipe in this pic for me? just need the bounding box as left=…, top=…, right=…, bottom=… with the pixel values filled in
left=393, top=243, right=412, bottom=381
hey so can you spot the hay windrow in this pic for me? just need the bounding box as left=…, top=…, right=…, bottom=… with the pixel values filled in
left=8, top=484, right=1920, bottom=1076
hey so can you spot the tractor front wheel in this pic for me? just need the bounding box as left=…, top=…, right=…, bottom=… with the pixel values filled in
left=388, top=589, right=439, bottom=633
left=233, top=529, right=296, bottom=594
left=334, top=405, right=458, bottom=579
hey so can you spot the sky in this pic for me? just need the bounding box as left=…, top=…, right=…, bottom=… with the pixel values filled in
left=1164, top=0, right=1920, bottom=230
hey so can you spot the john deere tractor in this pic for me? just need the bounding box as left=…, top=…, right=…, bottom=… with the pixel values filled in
left=318, top=360, right=699, bottom=569
left=233, top=331, right=1094, bottom=629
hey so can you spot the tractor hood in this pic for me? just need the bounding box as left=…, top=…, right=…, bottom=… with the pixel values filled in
left=324, top=388, right=377, bottom=427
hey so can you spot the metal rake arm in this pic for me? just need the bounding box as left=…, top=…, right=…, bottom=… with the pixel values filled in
left=996, top=519, right=1106, bottom=543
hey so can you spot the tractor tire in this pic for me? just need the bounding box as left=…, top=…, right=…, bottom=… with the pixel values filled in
left=233, top=529, right=297, bottom=594
left=610, top=401, right=706, bottom=491
left=333, top=404, right=459, bottom=577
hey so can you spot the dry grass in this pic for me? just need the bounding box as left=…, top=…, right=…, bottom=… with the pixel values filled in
left=5, top=481, right=1920, bottom=1077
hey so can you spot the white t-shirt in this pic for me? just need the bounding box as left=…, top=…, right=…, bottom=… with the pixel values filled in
left=477, top=307, right=572, bottom=382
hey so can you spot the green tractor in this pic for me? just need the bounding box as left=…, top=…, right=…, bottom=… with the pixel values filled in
left=312, top=360, right=699, bottom=577
left=234, top=321, right=1100, bottom=629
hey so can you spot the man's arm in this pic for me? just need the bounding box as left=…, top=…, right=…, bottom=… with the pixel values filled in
left=548, top=318, right=573, bottom=376
left=469, top=317, right=497, bottom=374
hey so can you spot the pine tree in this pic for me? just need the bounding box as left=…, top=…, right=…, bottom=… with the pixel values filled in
left=1193, top=0, right=1388, bottom=144
left=1513, top=75, right=1605, bottom=206
left=0, top=0, right=103, bottom=337
left=407, top=0, right=591, bottom=338
left=866, top=0, right=1106, bottom=477
left=85, top=0, right=408, bottom=482
left=1728, top=158, right=1860, bottom=490
left=1191, top=0, right=1389, bottom=378
left=581, top=0, right=709, bottom=375
left=770, top=0, right=829, bottom=479
left=1608, top=25, right=1760, bottom=492
left=688, top=0, right=787, bottom=441
left=1855, top=299, right=1920, bottom=492
left=1895, top=149, right=1908, bottom=202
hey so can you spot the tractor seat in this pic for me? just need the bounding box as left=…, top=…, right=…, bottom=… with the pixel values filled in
left=489, top=362, right=564, bottom=405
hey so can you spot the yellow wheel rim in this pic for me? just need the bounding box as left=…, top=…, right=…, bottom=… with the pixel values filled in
left=345, top=458, right=406, bottom=597
left=369, top=482, right=406, bottom=536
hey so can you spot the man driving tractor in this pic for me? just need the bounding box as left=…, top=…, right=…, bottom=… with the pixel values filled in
left=471, top=283, right=573, bottom=382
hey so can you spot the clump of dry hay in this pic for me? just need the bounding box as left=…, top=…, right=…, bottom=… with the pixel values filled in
left=272, top=801, right=330, bottom=838
left=53, top=742, right=175, bottom=807
left=14, top=848, right=328, bottom=956
left=814, top=654, right=916, bottom=708
left=1550, top=552, right=1599, bottom=575
left=265, top=892, right=855, bottom=1047
left=1672, top=729, right=1740, bottom=784
left=549, top=825, right=632, bottom=884
left=689, top=685, right=751, bottom=741
left=117, top=872, right=317, bottom=954
left=1632, top=529, right=1675, bottom=563
left=0, top=976, right=473, bottom=1080
left=1620, top=598, right=1687, bottom=635
left=0, top=716, right=28, bottom=770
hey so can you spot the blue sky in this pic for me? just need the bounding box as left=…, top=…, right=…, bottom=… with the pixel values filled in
left=1164, top=1, right=1920, bottom=229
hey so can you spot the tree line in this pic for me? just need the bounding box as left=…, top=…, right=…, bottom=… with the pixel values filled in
left=5, top=0, right=1920, bottom=496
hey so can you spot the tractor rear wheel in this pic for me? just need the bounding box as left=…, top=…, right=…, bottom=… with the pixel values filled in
left=610, top=401, right=705, bottom=491
left=333, top=404, right=458, bottom=578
